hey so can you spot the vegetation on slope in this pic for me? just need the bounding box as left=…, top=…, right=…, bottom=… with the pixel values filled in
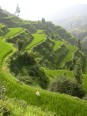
left=0, top=10, right=87, bottom=115
left=0, top=8, right=37, bottom=33
left=8, top=51, right=49, bottom=89
left=59, top=44, right=76, bottom=67
left=53, top=40, right=63, bottom=51
left=0, top=27, right=33, bottom=52
left=49, top=75, right=85, bottom=98
left=26, top=30, right=46, bottom=50
left=0, top=98, right=54, bottom=116
left=0, top=42, right=86, bottom=115
left=0, top=40, right=12, bottom=65
left=33, top=38, right=68, bottom=69
left=1, top=70, right=87, bottom=116
left=3, top=27, right=23, bottom=40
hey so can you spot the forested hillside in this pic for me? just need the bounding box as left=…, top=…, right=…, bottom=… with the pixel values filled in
left=0, top=8, right=87, bottom=115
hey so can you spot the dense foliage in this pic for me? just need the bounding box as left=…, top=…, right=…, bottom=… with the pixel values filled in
left=49, top=75, right=85, bottom=98
left=34, top=38, right=68, bottom=69
left=9, top=51, right=49, bottom=89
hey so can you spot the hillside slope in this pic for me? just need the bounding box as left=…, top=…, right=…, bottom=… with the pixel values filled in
left=0, top=38, right=87, bottom=116
left=0, top=10, right=87, bottom=115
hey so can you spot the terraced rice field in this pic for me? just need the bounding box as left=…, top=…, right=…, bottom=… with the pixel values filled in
left=53, top=40, right=63, bottom=51
left=3, top=28, right=23, bottom=40
left=26, top=33, right=46, bottom=50
left=0, top=40, right=12, bottom=65
left=59, top=44, right=76, bottom=66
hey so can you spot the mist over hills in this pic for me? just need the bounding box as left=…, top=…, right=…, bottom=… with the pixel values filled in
left=1, top=4, right=87, bottom=30
left=53, top=4, right=87, bottom=29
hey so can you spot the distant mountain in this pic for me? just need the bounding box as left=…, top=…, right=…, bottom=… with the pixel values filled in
left=53, top=4, right=87, bottom=29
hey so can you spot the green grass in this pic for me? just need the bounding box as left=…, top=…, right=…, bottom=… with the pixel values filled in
left=3, top=27, right=23, bottom=40
left=59, top=44, right=76, bottom=66
left=1, top=69, right=87, bottom=116
left=26, top=33, right=46, bottom=50
left=83, top=74, right=87, bottom=91
left=0, top=24, right=5, bottom=28
left=0, top=41, right=87, bottom=115
left=45, top=69, right=74, bottom=80
left=53, top=40, right=63, bottom=51
left=36, top=30, right=44, bottom=34
left=45, top=69, right=74, bottom=83
left=45, top=69, right=87, bottom=93
left=0, top=40, right=12, bottom=65
left=0, top=99, right=54, bottom=116
left=0, top=28, right=87, bottom=115
left=0, top=24, right=2, bottom=27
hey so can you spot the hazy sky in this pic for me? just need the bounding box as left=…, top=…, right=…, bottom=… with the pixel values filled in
left=0, top=0, right=87, bottom=20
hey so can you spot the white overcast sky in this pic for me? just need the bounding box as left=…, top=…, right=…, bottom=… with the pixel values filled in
left=0, top=0, right=87, bottom=20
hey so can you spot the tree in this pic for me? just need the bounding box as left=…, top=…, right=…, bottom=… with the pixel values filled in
left=15, top=4, right=20, bottom=16
left=49, top=75, right=85, bottom=98
left=77, top=39, right=81, bottom=50
left=74, top=58, right=82, bottom=84
left=16, top=39, right=23, bottom=52
left=82, top=37, right=87, bottom=53
left=42, top=18, right=45, bottom=24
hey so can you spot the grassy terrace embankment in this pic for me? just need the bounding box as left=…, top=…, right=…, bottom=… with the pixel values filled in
left=0, top=27, right=87, bottom=115
left=53, top=40, right=63, bottom=51
left=45, top=69, right=87, bottom=93
left=3, top=27, right=24, bottom=40
left=59, top=44, right=76, bottom=66
left=45, top=70, right=73, bottom=79
left=0, top=40, right=12, bottom=65
left=0, top=39, right=87, bottom=116
left=26, top=31, right=46, bottom=50
left=0, top=40, right=54, bottom=115
left=1, top=69, right=87, bottom=116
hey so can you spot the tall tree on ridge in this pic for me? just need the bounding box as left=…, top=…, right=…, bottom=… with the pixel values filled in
left=15, top=4, right=20, bottom=17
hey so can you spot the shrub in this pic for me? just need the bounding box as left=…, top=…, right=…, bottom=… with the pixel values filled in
left=49, top=76, right=85, bottom=98
left=9, top=52, right=49, bottom=89
left=29, top=65, right=49, bottom=89
left=17, top=76, right=33, bottom=85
